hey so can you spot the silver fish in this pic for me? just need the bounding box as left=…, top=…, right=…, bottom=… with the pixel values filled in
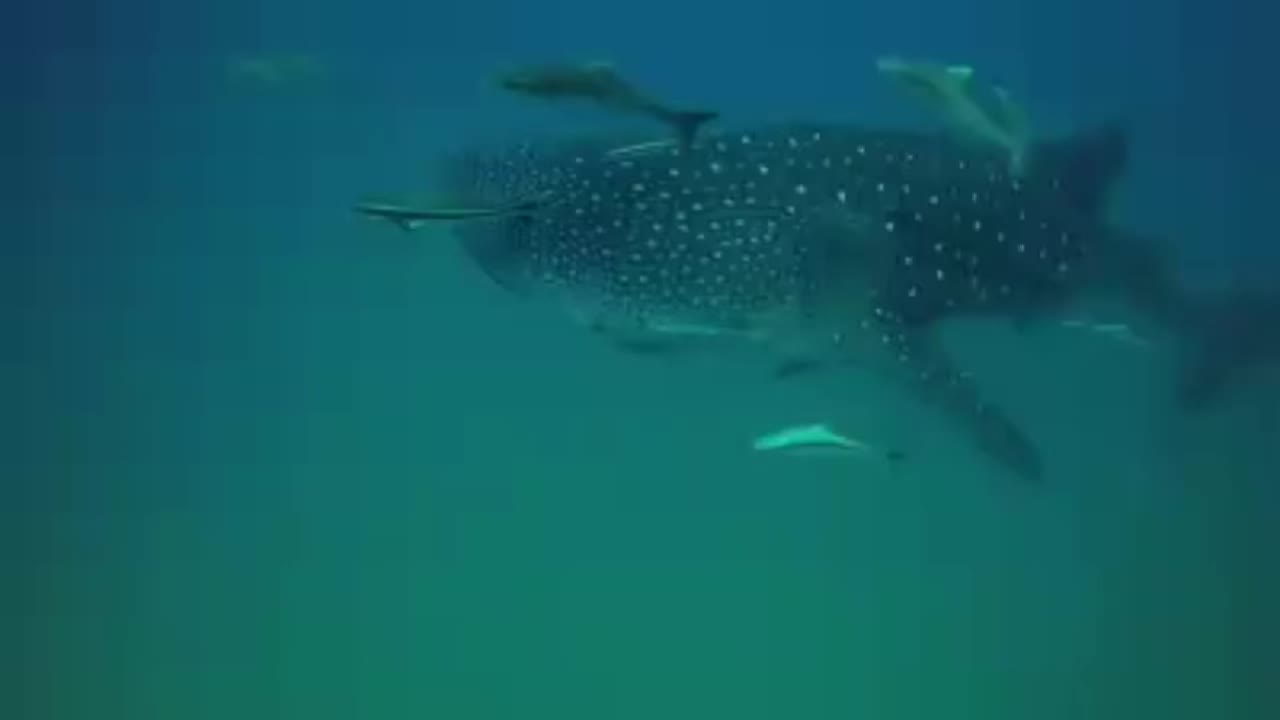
left=495, top=61, right=718, bottom=151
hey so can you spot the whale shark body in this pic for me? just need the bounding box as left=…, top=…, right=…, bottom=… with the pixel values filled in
left=367, top=122, right=1268, bottom=481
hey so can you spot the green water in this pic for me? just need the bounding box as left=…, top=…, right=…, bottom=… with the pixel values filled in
left=9, top=209, right=1277, bottom=718
left=7, top=51, right=1278, bottom=718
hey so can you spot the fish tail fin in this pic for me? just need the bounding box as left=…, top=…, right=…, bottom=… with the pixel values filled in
left=1028, top=124, right=1129, bottom=216
left=875, top=56, right=973, bottom=100
left=1089, top=229, right=1280, bottom=410
left=992, top=87, right=1029, bottom=139
left=1176, top=290, right=1280, bottom=411
left=353, top=203, right=428, bottom=232
left=391, top=217, right=428, bottom=232
left=669, top=110, right=719, bottom=151
left=991, top=86, right=1032, bottom=174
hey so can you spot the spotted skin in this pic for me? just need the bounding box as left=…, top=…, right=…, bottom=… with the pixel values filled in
left=438, top=124, right=1123, bottom=481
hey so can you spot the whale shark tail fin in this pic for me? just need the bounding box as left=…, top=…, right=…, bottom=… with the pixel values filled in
left=1176, top=289, right=1280, bottom=411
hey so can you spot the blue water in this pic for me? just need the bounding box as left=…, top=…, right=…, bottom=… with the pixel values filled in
left=8, top=1, right=1278, bottom=717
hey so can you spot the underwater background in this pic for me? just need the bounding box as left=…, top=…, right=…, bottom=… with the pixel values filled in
left=7, top=0, right=1278, bottom=718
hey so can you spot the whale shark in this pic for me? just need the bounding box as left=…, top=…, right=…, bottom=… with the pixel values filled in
left=361, top=122, right=1269, bottom=482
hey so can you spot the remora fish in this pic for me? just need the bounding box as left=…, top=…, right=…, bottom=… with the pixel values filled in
left=495, top=61, right=719, bottom=151
left=877, top=56, right=1031, bottom=175
left=354, top=193, right=552, bottom=231
left=377, top=122, right=1265, bottom=482
left=752, top=423, right=876, bottom=456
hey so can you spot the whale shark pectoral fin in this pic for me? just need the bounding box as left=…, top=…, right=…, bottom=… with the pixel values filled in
left=453, top=214, right=539, bottom=296
left=870, top=324, right=1044, bottom=482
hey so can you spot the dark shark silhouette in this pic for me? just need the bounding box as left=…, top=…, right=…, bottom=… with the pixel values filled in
left=363, top=123, right=1274, bottom=482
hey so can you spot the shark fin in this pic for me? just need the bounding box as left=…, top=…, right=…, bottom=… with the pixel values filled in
left=455, top=215, right=536, bottom=295
left=853, top=322, right=1043, bottom=482
left=992, top=87, right=1029, bottom=138
left=1028, top=124, right=1128, bottom=217
left=668, top=110, right=719, bottom=151
left=906, top=329, right=1042, bottom=482
left=991, top=86, right=1032, bottom=174
left=1176, top=290, right=1280, bottom=410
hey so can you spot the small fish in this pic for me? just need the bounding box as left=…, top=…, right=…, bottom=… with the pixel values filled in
left=353, top=193, right=552, bottom=231
left=877, top=56, right=1031, bottom=175
left=1060, top=319, right=1153, bottom=349
left=604, top=138, right=678, bottom=160
left=584, top=312, right=764, bottom=356
left=752, top=423, right=877, bottom=457
left=495, top=61, right=719, bottom=151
